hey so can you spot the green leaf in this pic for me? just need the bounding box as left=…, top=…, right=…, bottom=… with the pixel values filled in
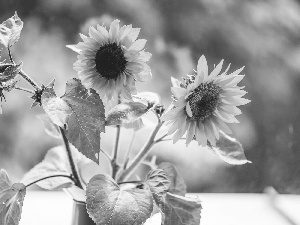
left=0, top=12, right=23, bottom=48
left=105, top=102, right=148, bottom=126
left=41, top=80, right=71, bottom=128
left=158, top=162, right=187, bottom=196
left=0, top=169, right=26, bottom=225
left=122, top=118, right=144, bottom=130
left=145, top=169, right=170, bottom=205
left=62, top=78, right=105, bottom=163
left=21, top=145, right=91, bottom=190
left=210, top=131, right=251, bottom=165
left=0, top=62, right=22, bottom=82
left=86, top=174, right=153, bottom=225
left=161, top=193, right=202, bottom=225
left=41, top=78, right=106, bottom=163
left=37, top=114, right=61, bottom=138
left=134, top=92, right=161, bottom=108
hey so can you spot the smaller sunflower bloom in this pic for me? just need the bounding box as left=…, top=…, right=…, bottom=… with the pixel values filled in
left=162, top=55, right=250, bottom=147
left=68, top=20, right=152, bottom=101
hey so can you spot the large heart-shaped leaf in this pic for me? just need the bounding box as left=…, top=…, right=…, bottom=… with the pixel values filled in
left=145, top=169, right=170, bottom=205
left=210, top=131, right=251, bottom=165
left=105, top=102, right=148, bottom=126
left=21, top=145, right=91, bottom=190
left=158, top=162, right=187, bottom=196
left=0, top=169, right=26, bottom=225
left=0, top=12, right=23, bottom=48
left=86, top=174, right=153, bottom=225
left=41, top=78, right=106, bottom=163
left=62, top=79, right=105, bottom=163
left=161, top=193, right=202, bottom=225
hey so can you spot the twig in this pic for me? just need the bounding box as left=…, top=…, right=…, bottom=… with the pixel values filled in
left=118, top=121, right=164, bottom=182
left=14, top=86, right=35, bottom=94
left=111, top=125, right=121, bottom=179
left=155, top=133, right=168, bottom=143
left=60, top=127, right=83, bottom=189
left=25, top=174, right=73, bottom=188
left=123, top=130, right=136, bottom=170
left=100, top=148, right=112, bottom=162
left=19, top=70, right=41, bottom=91
left=7, top=47, right=14, bottom=63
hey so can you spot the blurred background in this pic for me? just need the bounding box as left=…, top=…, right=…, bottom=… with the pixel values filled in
left=0, top=0, right=299, bottom=194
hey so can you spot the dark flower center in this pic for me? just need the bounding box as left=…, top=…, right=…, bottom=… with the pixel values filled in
left=95, top=43, right=127, bottom=80
left=187, top=82, right=221, bottom=120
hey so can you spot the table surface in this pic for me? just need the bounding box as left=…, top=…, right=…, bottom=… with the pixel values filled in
left=19, top=191, right=300, bottom=225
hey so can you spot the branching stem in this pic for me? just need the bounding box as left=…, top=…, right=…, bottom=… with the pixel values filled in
left=7, top=47, right=14, bottom=64
left=25, top=174, right=73, bottom=188
left=14, top=86, right=35, bottom=94
left=19, top=70, right=41, bottom=91
left=123, top=130, right=136, bottom=170
left=118, top=121, right=164, bottom=182
left=60, top=127, right=83, bottom=189
left=111, top=125, right=121, bottom=179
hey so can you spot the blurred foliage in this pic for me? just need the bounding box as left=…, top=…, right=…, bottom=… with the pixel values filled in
left=0, top=0, right=300, bottom=194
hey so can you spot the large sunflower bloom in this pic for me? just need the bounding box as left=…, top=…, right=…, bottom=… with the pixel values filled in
left=162, top=55, right=250, bottom=147
left=68, top=20, right=152, bottom=101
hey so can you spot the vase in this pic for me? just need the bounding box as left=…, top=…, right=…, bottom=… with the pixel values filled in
left=64, top=186, right=95, bottom=225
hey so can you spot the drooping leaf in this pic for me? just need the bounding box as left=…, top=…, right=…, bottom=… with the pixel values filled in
left=0, top=12, right=23, bottom=48
left=158, top=162, right=187, bottom=196
left=37, top=114, right=61, bottom=138
left=61, top=78, right=105, bottom=163
left=134, top=92, right=161, bottom=108
left=210, top=131, right=251, bottom=165
left=41, top=81, right=71, bottom=128
left=161, top=193, right=202, bottom=225
left=145, top=169, right=170, bottom=205
left=0, top=62, right=22, bottom=82
left=105, top=102, right=148, bottom=126
left=86, top=174, right=153, bottom=225
left=0, top=169, right=26, bottom=225
left=122, top=118, right=144, bottom=130
left=21, top=145, right=91, bottom=190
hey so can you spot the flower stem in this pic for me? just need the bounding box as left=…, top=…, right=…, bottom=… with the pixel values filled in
left=7, top=47, right=14, bottom=64
left=118, top=121, right=164, bottom=182
left=60, top=127, right=83, bottom=189
left=111, top=125, right=121, bottom=179
left=25, top=174, right=73, bottom=188
left=19, top=70, right=41, bottom=91
left=123, top=130, right=136, bottom=170
left=14, top=86, right=35, bottom=94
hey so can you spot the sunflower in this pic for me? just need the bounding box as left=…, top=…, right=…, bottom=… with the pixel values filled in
left=67, top=20, right=152, bottom=101
left=162, top=55, right=250, bottom=147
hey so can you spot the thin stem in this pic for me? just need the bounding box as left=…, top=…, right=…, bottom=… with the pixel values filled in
left=111, top=96, right=122, bottom=179
left=155, top=133, right=168, bottom=143
left=19, top=70, right=41, bottom=91
left=100, top=148, right=112, bottom=162
left=25, top=174, right=73, bottom=188
left=14, top=86, right=35, bottom=94
left=123, top=130, right=136, bottom=170
left=118, top=121, right=164, bottom=182
left=7, top=47, right=14, bottom=63
left=60, top=127, right=83, bottom=189
left=111, top=125, right=121, bottom=179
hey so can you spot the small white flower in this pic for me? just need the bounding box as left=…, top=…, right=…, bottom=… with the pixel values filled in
left=68, top=20, right=152, bottom=102
left=162, top=55, right=250, bottom=147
